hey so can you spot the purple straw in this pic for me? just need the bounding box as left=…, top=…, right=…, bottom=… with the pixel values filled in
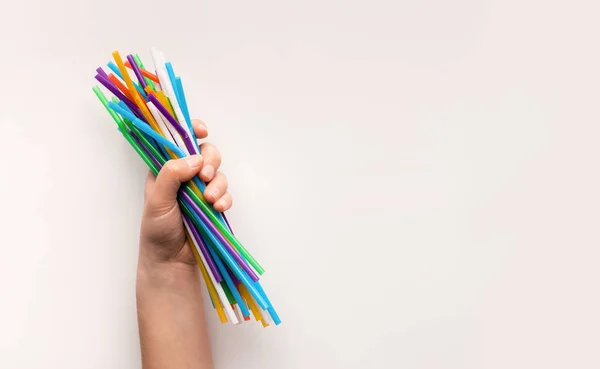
left=127, top=55, right=148, bottom=90
left=147, top=94, right=198, bottom=155
left=179, top=191, right=260, bottom=282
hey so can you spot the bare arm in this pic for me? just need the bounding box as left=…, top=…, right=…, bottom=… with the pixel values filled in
left=137, top=259, right=213, bottom=369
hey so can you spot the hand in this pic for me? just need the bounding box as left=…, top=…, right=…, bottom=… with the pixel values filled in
left=138, top=119, right=232, bottom=268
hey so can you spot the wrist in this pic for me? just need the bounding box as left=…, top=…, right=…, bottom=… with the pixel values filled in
left=137, top=253, right=200, bottom=292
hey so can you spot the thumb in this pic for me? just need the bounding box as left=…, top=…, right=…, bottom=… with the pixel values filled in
left=145, top=155, right=203, bottom=216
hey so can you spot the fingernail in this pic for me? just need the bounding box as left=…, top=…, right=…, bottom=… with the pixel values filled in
left=201, top=165, right=215, bottom=180
left=186, top=155, right=202, bottom=169
left=219, top=198, right=228, bottom=210
left=195, top=122, right=206, bottom=130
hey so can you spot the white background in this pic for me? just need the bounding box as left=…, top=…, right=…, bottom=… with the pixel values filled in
left=1, top=0, right=599, bottom=368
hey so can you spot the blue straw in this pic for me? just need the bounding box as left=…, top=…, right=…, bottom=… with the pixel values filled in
left=108, top=102, right=185, bottom=157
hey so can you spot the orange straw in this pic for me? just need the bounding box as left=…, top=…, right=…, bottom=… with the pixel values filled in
left=108, top=74, right=134, bottom=101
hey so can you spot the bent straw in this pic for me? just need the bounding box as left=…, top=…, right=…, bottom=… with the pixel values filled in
left=109, top=102, right=184, bottom=157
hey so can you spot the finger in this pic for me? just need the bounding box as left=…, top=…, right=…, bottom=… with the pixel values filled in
left=198, top=142, right=222, bottom=181
left=192, top=119, right=208, bottom=139
left=203, top=171, right=228, bottom=203
left=213, top=192, right=233, bottom=212
left=146, top=155, right=203, bottom=216
left=144, top=171, right=156, bottom=202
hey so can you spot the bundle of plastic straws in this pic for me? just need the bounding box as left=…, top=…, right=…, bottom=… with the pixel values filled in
left=92, top=48, right=280, bottom=327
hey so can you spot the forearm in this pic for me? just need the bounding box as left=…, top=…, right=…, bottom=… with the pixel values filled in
left=136, top=257, right=213, bottom=369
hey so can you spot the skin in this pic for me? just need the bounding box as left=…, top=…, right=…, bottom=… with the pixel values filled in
left=137, top=119, right=229, bottom=369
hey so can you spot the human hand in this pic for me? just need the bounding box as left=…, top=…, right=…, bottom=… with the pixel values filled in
left=138, top=119, right=233, bottom=268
